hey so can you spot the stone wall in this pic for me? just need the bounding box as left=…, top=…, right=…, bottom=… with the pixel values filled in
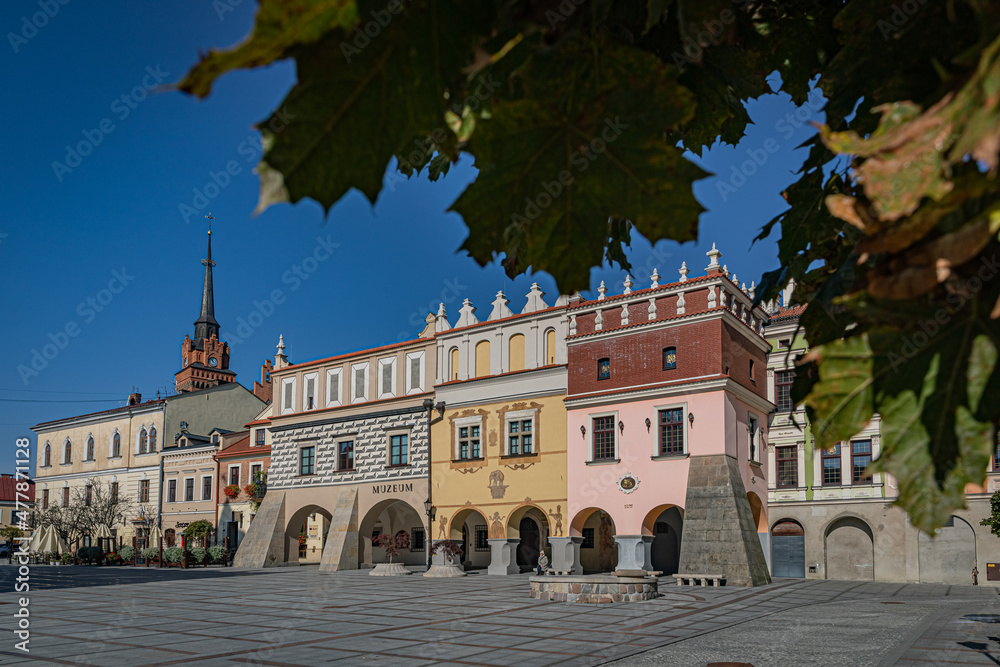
left=529, top=575, right=657, bottom=603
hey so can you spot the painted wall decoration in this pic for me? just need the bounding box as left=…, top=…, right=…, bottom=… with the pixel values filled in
left=488, top=469, right=508, bottom=499
left=548, top=505, right=564, bottom=536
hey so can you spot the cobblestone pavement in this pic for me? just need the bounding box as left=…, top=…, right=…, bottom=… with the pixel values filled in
left=0, top=565, right=997, bottom=666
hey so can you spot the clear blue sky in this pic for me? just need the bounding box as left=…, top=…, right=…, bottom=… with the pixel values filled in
left=0, top=1, right=825, bottom=467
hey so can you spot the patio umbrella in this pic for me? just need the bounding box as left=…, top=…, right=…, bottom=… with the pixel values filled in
left=33, top=525, right=67, bottom=554
left=94, top=524, right=113, bottom=552
left=147, top=526, right=161, bottom=550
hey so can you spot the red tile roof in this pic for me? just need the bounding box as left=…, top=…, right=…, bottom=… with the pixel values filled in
left=0, top=475, right=35, bottom=502
left=216, top=436, right=269, bottom=459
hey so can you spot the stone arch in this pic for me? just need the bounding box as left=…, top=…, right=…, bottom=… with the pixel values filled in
left=447, top=506, right=490, bottom=570
left=507, top=503, right=550, bottom=571
left=284, top=504, right=334, bottom=565
left=918, top=515, right=977, bottom=584
left=747, top=492, right=767, bottom=532
left=642, top=504, right=684, bottom=575
left=358, top=498, right=424, bottom=568
left=570, top=507, right=618, bottom=573
left=824, top=515, right=874, bottom=580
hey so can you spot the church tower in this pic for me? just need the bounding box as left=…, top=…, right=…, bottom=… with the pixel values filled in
left=174, top=227, right=236, bottom=393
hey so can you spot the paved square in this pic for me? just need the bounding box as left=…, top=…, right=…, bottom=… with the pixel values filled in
left=1, top=565, right=998, bottom=665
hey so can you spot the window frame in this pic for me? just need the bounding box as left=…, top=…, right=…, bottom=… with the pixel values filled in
left=453, top=417, right=484, bottom=461
left=822, top=444, right=842, bottom=486
left=377, top=356, right=397, bottom=400
left=148, top=427, right=157, bottom=452
left=111, top=432, right=121, bottom=458
left=280, top=377, right=296, bottom=415
left=662, top=347, right=677, bottom=371
left=302, top=371, right=318, bottom=411
left=388, top=431, right=410, bottom=467
left=597, top=357, right=611, bottom=381
left=84, top=485, right=92, bottom=506
left=228, top=465, right=240, bottom=487
left=138, top=428, right=148, bottom=455
left=299, top=444, right=316, bottom=476
left=351, top=362, right=369, bottom=404
left=201, top=475, right=213, bottom=501
left=505, top=409, right=536, bottom=456
left=183, top=477, right=194, bottom=502
left=405, top=351, right=425, bottom=395
left=338, top=439, right=355, bottom=471
left=62, top=487, right=69, bottom=507
left=43, top=443, right=51, bottom=467
left=85, top=436, right=95, bottom=461
left=251, top=463, right=262, bottom=482
left=851, top=439, right=873, bottom=485
left=326, top=367, right=343, bottom=408
left=591, top=413, right=617, bottom=462
left=63, top=439, right=72, bottom=464
left=776, top=445, right=798, bottom=488
left=167, top=479, right=177, bottom=503
left=775, top=369, right=795, bottom=412
left=42, top=488, right=49, bottom=509
left=255, top=429, right=265, bottom=446
left=139, top=479, right=150, bottom=503
left=474, top=525, right=490, bottom=551
left=748, top=413, right=761, bottom=464
left=655, top=404, right=686, bottom=456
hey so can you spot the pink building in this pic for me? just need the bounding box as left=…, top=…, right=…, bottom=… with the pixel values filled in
left=557, top=245, right=773, bottom=585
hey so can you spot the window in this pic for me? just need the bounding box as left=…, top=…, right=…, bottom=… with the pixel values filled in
left=597, top=358, right=611, bottom=380
left=139, top=429, right=148, bottom=454
left=229, top=466, right=240, bottom=486
left=255, top=429, right=265, bottom=446
left=508, top=419, right=533, bottom=455
left=776, top=370, right=795, bottom=412
left=351, top=363, right=368, bottom=403
left=475, top=525, right=489, bottom=551
left=212, top=434, right=220, bottom=444
left=63, top=440, right=72, bottom=464
left=86, top=437, right=94, bottom=461
left=410, top=528, right=425, bottom=551
left=777, top=338, right=791, bottom=349
left=183, top=478, right=193, bottom=502
left=43, top=444, right=50, bottom=467
left=545, top=328, right=556, bottom=364
left=378, top=358, right=396, bottom=399
left=777, top=446, right=797, bottom=488
left=110, top=482, right=118, bottom=503
left=822, top=445, right=842, bottom=485
left=42, top=489, right=49, bottom=509
left=149, top=427, right=157, bottom=452
left=750, top=359, right=755, bottom=383
left=112, top=433, right=121, bottom=458
left=139, top=479, right=150, bottom=503
left=475, top=340, right=491, bottom=377
left=339, top=440, right=355, bottom=470
left=84, top=485, right=92, bottom=506
left=581, top=528, right=595, bottom=549
left=167, top=479, right=176, bottom=503
left=407, top=353, right=422, bottom=393
left=300, top=446, right=316, bottom=476
left=509, top=334, right=525, bottom=372
left=202, top=476, right=213, bottom=500
left=390, top=434, right=409, bottom=466
left=281, top=377, right=295, bottom=414
left=852, top=440, right=872, bottom=484
left=748, top=414, right=760, bottom=463
left=449, top=347, right=459, bottom=381
left=459, top=426, right=481, bottom=460
left=62, top=487, right=69, bottom=507
left=164, top=529, right=176, bottom=547
left=662, top=347, right=677, bottom=370
left=327, top=368, right=342, bottom=407
left=593, top=415, right=616, bottom=461
left=304, top=372, right=317, bottom=410
left=658, top=408, right=684, bottom=455
left=251, top=463, right=262, bottom=481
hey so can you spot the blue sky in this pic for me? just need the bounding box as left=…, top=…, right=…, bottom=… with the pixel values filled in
left=0, top=1, right=826, bottom=466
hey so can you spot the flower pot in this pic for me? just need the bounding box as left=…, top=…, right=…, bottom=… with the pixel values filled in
left=423, top=563, right=466, bottom=578
left=370, top=562, right=412, bottom=576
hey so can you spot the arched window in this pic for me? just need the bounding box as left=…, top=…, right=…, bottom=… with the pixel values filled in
left=545, top=329, right=556, bottom=364
left=43, top=444, right=51, bottom=467
left=450, top=347, right=459, bottom=381
left=508, top=334, right=525, bottom=372
left=139, top=429, right=148, bottom=454
left=86, top=436, right=95, bottom=461
left=112, top=432, right=121, bottom=458
left=63, top=440, right=72, bottom=464
left=148, top=427, right=157, bottom=452
left=663, top=347, right=677, bottom=370
left=475, top=340, right=491, bottom=378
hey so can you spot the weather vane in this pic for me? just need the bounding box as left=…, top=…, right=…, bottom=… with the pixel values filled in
left=205, top=212, right=214, bottom=235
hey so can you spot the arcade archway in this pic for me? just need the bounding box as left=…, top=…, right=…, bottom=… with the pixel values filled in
left=359, top=499, right=425, bottom=567
left=570, top=508, right=618, bottom=573
left=642, top=505, right=684, bottom=575
left=283, top=504, right=333, bottom=564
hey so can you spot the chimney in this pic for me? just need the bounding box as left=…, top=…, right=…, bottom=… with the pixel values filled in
left=128, top=391, right=142, bottom=406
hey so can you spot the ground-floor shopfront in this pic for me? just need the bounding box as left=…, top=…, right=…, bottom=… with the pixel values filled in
left=234, top=477, right=429, bottom=570
left=767, top=496, right=996, bottom=585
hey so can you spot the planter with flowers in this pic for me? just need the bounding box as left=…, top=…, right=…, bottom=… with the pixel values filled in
left=370, top=532, right=412, bottom=576
left=223, top=484, right=241, bottom=500
left=424, top=540, right=466, bottom=578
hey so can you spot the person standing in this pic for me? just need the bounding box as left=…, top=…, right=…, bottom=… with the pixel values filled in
left=973, top=566, right=980, bottom=586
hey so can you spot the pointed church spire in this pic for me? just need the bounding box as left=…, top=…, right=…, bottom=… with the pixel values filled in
left=193, top=217, right=219, bottom=342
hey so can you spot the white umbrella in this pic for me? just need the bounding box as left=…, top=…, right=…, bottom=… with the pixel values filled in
left=94, top=524, right=114, bottom=552
left=33, top=525, right=67, bottom=555
left=147, top=526, right=162, bottom=550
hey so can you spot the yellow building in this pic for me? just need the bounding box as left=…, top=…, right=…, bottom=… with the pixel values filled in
left=430, top=285, right=571, bottom=574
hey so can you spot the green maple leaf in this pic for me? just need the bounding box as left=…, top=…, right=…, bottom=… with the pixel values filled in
left=453, top=36, right=706, bottom=289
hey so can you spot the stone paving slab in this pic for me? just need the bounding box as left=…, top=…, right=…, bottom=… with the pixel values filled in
left=1, top=565, right=1000, bottom=666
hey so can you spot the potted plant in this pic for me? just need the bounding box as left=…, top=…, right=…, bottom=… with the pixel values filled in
left=119, top=545, right=135, bottom=564
left=60, top=552, right=72, bottom=565
left=424, top=539, right=466, bottom=578
left=223, top=484, right=241, bottom=500
left=189, top=546, right=208, bottom=566
left=208, top=544, right=227, bottom=566
left=370, top=531, right=412, bottom=576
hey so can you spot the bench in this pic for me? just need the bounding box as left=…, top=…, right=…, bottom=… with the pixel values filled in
left=543, top=568, right=573, bottom=576
left=675, top=574, right=725, bottom=587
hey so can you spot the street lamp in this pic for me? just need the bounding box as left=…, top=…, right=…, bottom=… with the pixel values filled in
left=424, top=399, right=445, bottom=571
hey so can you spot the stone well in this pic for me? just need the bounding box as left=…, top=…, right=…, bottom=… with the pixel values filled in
left=529, top=574, right=658, bottom=603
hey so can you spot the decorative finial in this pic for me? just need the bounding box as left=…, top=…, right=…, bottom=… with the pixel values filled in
left=731, top=272, right=737, bottom=284
left=623, top=275, right=633, bottom=295
left=277, top=334, right=285, bottom=353
left=741, top=282, right=747, bottom=294
left=597, top=281, right=607, bottom=300
left=706, top=243, right=722, bottom=271
left=723, top=264, right=730, bottom=277
left=650, top=268, right=660, bottom=288
left=679, top=261, right=689, bottom=282
left=749, top=281, right=756, bottom=299
left=205, top=213, right=214, bottom=235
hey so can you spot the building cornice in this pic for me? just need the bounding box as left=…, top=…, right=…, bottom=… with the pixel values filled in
left=565, top=376, right=774, bottom=413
